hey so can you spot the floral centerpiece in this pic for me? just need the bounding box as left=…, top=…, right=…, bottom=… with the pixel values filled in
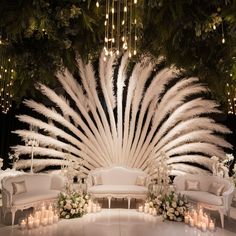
left=58, top=191, right=89, bottom=219
left=147, top=191, right=190, bottom=221
left=146, top=152, right=190, bottom=221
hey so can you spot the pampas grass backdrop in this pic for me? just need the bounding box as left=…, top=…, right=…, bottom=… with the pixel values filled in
left=11, top=53, right=232, bottom=177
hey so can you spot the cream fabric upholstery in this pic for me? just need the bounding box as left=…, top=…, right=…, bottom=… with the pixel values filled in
left=89, top=185, right=148, bottom=195
left=181, top=191, right=223, bottom=206
left=87, top=166, right=148, bottom=209
left=2, top=173, right=64, bottom=225
left=12, top=190, right=60, bottom=205
left=174, top=174, right=235, bottom=228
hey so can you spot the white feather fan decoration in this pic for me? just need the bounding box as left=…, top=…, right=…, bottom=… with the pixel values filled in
left=12, top=53, right=232, bottom=175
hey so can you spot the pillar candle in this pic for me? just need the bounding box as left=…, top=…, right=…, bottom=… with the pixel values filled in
left=138, top=205, right=143, bottom=212
left=20, top=220, right=26, bottom=230
left=33, top=218, right=40, bottom=228
left=149, top=207, right=153, bottom=215
left=28, top=220, right=34, bottom=229
left=152, top=208, right=157, bottom=216
left=48, top=217, right=53, bottom=225
left=209, top=220, right=215, bottom=231
left=184, top=215, right=189, bottom=224
left=189, top=217, right=194, bottom=227
left=201, top=222, right=207, bottom=232
left=53, top=214, right=59, bottom=223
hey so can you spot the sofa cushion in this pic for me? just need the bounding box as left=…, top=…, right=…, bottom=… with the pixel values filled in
left=12, top=190, right=60, bottom=206
left=181, top=190, right=223, bottom=206
left=93, top=175, right=103, bottom=186
left=208, top=182, right=225, bottom=196
left=12, top=181, right=27, bottom=195
left=185, top=180, right=200, bottom=191
left=135, top=176, right=146, bottom=186
left=88, top=185, right=148, bottom=195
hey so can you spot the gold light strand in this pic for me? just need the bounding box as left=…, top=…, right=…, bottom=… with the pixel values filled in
left=134, top=0, right=137, bottom=56
left=103, top=0, right=138, bottom=59
left=0, top=41, right=15, bottom=114
left=226, top=82, right=236, bottom=115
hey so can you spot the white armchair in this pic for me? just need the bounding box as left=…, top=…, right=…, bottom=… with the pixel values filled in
left=174, top=174, right=235, bottom=228
left=2, top=173, right=64, bottom=225
left=87, top=166, right=149, bottom=209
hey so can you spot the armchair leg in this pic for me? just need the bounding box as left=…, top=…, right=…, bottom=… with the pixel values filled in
left=11, top=209, right=16, bottom=226
left=108, top=196, right=111, bottom=209
left=128, top=198, right=131, bottom=209
left=219, top=209, right=224, bottom=228
left=227, top=209, right=231, bottom=220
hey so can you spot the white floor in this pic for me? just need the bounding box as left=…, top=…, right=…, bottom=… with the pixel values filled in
left=1, top=208, right=236, bottom=236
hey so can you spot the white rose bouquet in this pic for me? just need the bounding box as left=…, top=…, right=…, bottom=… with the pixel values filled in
left=160, top=191, right=190, bottom=221
left=147, top=191, right=190, bottom=222
left=58, top=191, right=89, bottom=219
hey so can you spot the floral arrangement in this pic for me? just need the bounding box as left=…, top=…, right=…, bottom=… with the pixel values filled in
left=8, top=152, right=19, bottom=169
left=148, top=152, right=172, bottom=198
left=147, top=191, right=190, bottom=222
left=211, top=153, right=234, bottom=178
left=147, top=152, right=190, bottom=222
left=58, top=191, right=89, bottom=219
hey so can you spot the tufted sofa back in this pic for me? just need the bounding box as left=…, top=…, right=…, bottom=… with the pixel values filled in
left=174, top=174, right=233, bottom=193
left=2, top=174, right=64, bottom=195
left=88, top=166, right=148, bottom=186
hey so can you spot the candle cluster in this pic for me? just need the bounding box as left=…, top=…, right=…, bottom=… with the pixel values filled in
left=138, top=203, right=157, bottom=216
left=85, top=200, right=102, bottom=214
left=184, top=208, right=215, bottom=232
left=19, top=203, right=59, bottom=230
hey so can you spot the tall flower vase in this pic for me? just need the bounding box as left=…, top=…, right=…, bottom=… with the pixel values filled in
left=26, top=139, right=39, bottom=173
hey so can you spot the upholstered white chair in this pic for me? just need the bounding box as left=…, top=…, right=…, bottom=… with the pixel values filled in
left=87, top=166, right=149, bottom=209
left=174, top=174, right=235, bottom=228
left=2, top=173, right=65, bottom=225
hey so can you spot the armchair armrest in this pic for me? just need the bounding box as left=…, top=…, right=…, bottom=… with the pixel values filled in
left=2, top=187, right=12, bottom=209
left=222, top=183, right=235, bottom=211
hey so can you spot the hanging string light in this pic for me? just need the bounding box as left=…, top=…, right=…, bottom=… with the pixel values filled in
left=226, top=82, right=236, bottom=115
left=0, top=36, right=15, bottom=114
left=103, top=0, right=138, bottom=60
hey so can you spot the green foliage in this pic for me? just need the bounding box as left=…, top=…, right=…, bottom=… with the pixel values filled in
left=0, top=0, right=235, bottom=111
left=141, top=0, right=236, bottom=110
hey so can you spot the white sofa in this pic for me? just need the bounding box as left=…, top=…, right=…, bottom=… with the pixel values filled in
left=2, top=174, right=64, bottom=225
left=174, top=174, right=235, bottom=228
left=87, top=166, right=149, bottom=209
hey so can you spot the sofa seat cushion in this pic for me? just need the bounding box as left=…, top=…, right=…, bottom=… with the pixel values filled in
left=88, top=185, right=148, bottom=195
left=12, top=190, right=60, bottom=206
left=181, top=190, right=223, bottom=206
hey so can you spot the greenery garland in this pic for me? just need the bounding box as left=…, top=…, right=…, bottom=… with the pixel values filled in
left=0, top=0, right=235, bottom=111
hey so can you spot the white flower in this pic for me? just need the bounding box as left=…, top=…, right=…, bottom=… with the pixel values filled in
left=70, top=209, right=76, bottom=215
left=175, top=211, right=179, bottom=216
left=85, top=195, right=89, bottom=200
left=64, top=203, right=72, bottom=210
left=65, top=215, right=70, bottom=219
left=61, top=211, right=66, bottom=216
left=149, top=202, right=154, bottom=207
left=179, top=200, right=183, bottom=206
left=171, top=202, right=177, bottom=208
left=169, top=208, right=174, bottom=213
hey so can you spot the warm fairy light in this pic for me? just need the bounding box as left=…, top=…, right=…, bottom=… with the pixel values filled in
left=226, top=82, right=236, bottom=115
left=96, top=1, right=99, bottom=8
left=103, top=0, right=138, bottom=59
left=0, top=39, right=15, bottom=114
left=222, top=38, right=225, bottom=44
left=213, top=25, right=216, bottom=30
